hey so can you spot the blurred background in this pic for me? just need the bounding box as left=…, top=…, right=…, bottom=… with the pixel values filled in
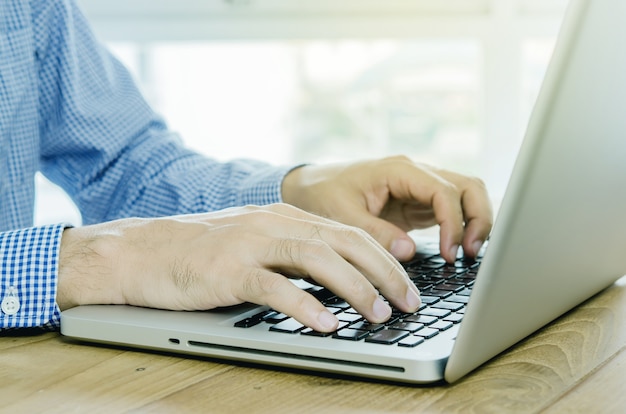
left=36, top=0, right=569, bottom=226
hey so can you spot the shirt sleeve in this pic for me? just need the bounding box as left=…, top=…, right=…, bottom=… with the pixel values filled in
left=1, top=0, right=297, bottom=332
left=34, top=0, right=292, bottom=225
left=0, top=224, right=65, bottom=331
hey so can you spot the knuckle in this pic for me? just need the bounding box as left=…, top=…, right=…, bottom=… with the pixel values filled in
left=348, top=277, right=377, bottom=303
left=385, top=154, right=411, bottom=164
left=242, top=269, right=265, bottom=297
left=381, top=155, right=413, bottom=172
left=468, top=175, right=487, bottom=190
left=438, top=180, right=462, bottom=200
left=242, top=269, right=281, bottom=299
left=169, top=258, right=198, bottom=293
left=236, top=206, right=273, bottom=224
left=299, top=239, right=333, bottom=265
left=272, top=202, right=300, bottom=213
left=293, top=290, right=312, bottom=314
left=266, top=202, right=289, bottom=213
left=272, top=238, right=301, bottom=268
left=380, top=263, right=399, bottom=286
left=266, top=202, right=307, bottom=219
left=337, top=224, right=370, bottom=244
left=240, top=205, right=263, bottom=215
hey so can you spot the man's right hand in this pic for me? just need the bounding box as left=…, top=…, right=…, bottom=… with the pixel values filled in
left=57, top=204, right=421, bottom=333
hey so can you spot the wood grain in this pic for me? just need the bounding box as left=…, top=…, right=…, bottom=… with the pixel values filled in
left=2, top=277, right=625, bottom=413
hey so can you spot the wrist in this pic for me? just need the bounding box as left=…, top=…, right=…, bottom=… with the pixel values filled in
left=57, top=225, right=126, bottom=310
left=281, top=165, right=308, bottom=209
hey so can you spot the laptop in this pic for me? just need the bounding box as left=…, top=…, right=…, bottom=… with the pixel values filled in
left=60, top=0, right=626, bottom=384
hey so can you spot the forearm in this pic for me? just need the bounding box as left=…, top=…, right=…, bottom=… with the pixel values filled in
left=36, top=0, right=292, bottom=221
left=45, top=127, right=294, bottom=224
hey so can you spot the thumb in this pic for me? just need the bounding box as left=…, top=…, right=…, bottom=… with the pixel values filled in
left=350, top=210, right=416, bottom=261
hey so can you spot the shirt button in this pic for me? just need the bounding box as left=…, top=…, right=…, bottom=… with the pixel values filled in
left=1, top=296, right=20, bottom=315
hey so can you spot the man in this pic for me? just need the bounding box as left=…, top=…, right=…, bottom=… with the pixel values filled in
left=0, top=0, right=492, bottom=333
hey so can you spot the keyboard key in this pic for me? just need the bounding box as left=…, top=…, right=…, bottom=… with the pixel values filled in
left=263, top=311, right=290, bottom=323
left=412, top=281, right=434, bottom=290
left=423, top=272, right=450, bottom=280
left=436, top=269, right=466, bottom=278
left=333, top=328, right=369, bottom=341
left=414, top=328, right=439, bottom=339
left=403, top=314, right=438, bottom=325
left=325, top=297, right=351, bottom=309
left=452, top=278, right=475, bottom=286
left=418, top=295, right=440, bottom=305
left=337, top=312, right=363, bottom=323
left=430, top=320, right=454, bottom=331
left=452, top=259, right=471, bottom=268
left=427, top=256, right=448, bottom=265
left=416, top=261, right=446, bottom=270
left=444, top=313, right=464, bottom=324
left=234, top=310, right=272, bottom=328
left=464, top=271, right=478, bottom=279
left=398, top=335, right=425, bottom=348
left=301, top=321, right=349, bottom=337
left=300, top=329, right=333, bottom=337
left=446, top=295, right=470, bottom=304
left=422, top=289, right=453, bottom=298
left=269, top=318, right=305, bottom=334
left=388, top=321, right=424, bottom=333
left=419, top=308, right=452, bottom=318
left=325, top=306, right=344, bottom=315
left=403, top=251, right=437, bottom=267
left=419, top=276, right=447, bottom=284
left=309, top=288, right=336, bottom=303
left=382, top=315, right=402, bottom=326
left=431, top=301, right=464, bottom=312
left=436, top=283, right=465, bottom=292
left=365, top=329, right=409, bottom=345
left=349, top=321, right=385, bottom=332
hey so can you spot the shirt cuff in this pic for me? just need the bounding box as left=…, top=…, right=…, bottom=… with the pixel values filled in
left=0, top=224, right=66, bottom=331
left=236, top=164, right=304, bottom=206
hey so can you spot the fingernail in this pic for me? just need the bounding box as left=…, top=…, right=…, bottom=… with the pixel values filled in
left=449, top=244, right=459, bottom=260
left=472, top=240, right=484, bottom=256
left=372, top=298, right=391, bottom=321
left=406, top=288, right=421, bottom=311
left=317, top=310, right=338, bottom=331
left=391, top=239, right=413, bottom=259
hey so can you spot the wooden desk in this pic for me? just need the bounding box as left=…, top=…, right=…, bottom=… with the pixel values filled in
left=2, top=276, right=626, bottom=413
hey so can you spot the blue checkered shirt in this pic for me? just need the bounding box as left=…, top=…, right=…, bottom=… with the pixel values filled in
left=0, top=0, right=289, bottom=330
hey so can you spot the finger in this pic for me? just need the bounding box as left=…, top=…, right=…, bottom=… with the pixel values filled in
left=265, top=228, right=421, bottom=319
left=319, top=225, right=422, bottom=315
left=460, top=184, right=493, bottom=257
left=265, top=237, right=395, bottom=322
left=344, top=208, right=417, bottom=261
left=436, top=172, right=493, bottom=257
left=274, top=202, right=417, bottom=262
left=231, top=206, right=421, bottom=318
left=386, top=167, right=466, bottom=262
left=237, top=269, right=340, bottom=332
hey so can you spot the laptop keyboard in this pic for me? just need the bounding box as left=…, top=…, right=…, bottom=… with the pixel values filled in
left=234, top=251, right=480, bottom=348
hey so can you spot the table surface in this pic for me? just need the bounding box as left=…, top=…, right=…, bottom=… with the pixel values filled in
left=2, top=276, right=626, bottom=414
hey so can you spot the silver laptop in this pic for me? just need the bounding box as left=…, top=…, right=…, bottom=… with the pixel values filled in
left=61, top=0, right=626, bottom=384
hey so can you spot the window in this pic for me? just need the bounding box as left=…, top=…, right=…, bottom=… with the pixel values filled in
left=36, top=0, right=567, bottom=225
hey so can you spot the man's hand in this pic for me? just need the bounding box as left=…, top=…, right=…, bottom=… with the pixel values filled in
left=282, top=156, right=493, bottom=263
left=57, top=204, right=421, bottom=333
